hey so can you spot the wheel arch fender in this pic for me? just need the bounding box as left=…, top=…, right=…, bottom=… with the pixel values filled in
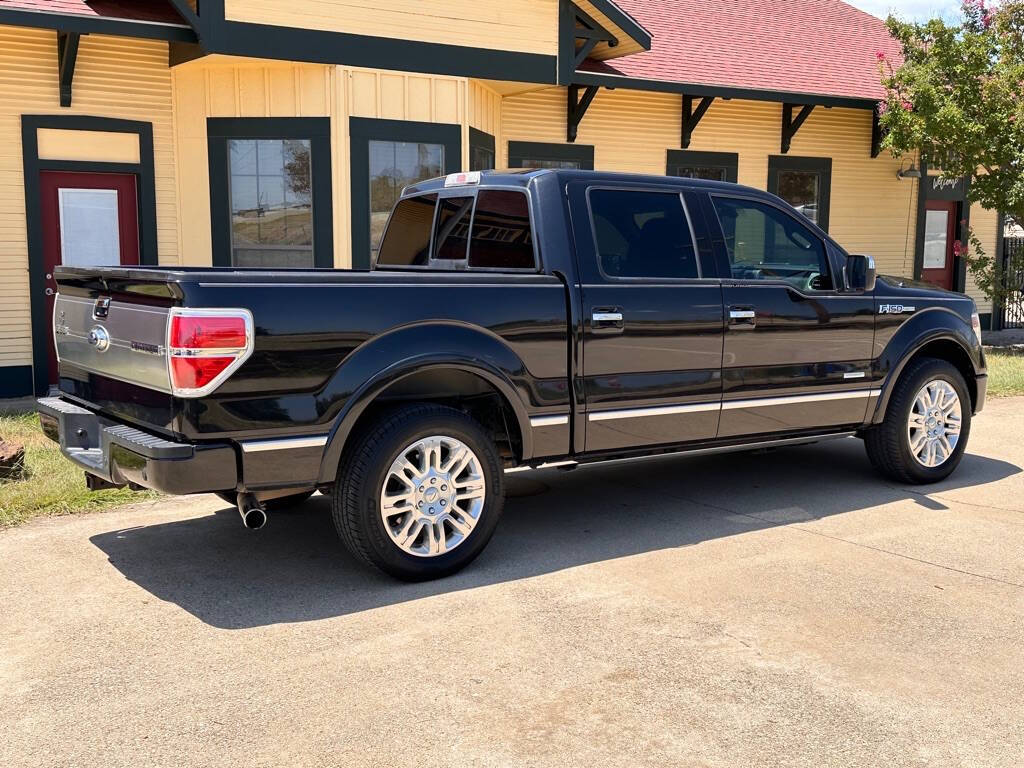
left=871, top=308, right=983, bottom=423
left=316, top=323, right=534, bottom=483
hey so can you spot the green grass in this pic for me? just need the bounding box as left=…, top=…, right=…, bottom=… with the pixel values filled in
left=986, top=349, right=1024, bottom=398
left=0, top=412, right=157, bottom=527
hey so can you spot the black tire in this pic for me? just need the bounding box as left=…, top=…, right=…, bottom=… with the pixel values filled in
left=332, top=403, right=505, bottom=581
left=864, top=357, right=971, bottom=484
left=214, top=490, right=315, bottom=511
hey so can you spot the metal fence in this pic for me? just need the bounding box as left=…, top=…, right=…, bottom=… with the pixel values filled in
left=1000, top=237, right=1024, bottom=329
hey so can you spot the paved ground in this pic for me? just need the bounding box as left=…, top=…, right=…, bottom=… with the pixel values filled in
left=3, top=400, right=1024, bottom=768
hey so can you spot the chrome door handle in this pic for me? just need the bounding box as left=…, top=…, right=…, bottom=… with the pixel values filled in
left=728, top=307, right=756, bottom=329
left=591, top=309, right=624, bottom=335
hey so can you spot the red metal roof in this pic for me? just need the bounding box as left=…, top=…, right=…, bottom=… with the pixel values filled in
left=0, top=0, right=186, bottom=25
left=586, top=0, right=902, bottom=102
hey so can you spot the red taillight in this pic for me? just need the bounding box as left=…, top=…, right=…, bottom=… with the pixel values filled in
left=170, top=356, right=238, bottom=391
left=169, top=315, right=247, bottom=349
left=167, top=310, right=252, bottom=396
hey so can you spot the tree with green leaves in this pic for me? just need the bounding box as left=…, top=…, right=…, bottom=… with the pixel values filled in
left=878, top=0, right=1023, bottom=303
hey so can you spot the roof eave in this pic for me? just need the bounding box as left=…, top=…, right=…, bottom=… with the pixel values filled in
left=573, top=70, right=879, bottom=110
left=587, top=0, right=652, bottom=51
left=0, top=7, right=197, bottom=42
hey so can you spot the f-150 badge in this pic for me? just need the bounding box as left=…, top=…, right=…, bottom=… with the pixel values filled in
left=878, top=304, right=916, bottom=314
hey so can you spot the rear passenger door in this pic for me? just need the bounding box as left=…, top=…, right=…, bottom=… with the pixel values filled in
left=703, top=193, right=876, bottom=438
left=567, top=182, right=724, bottom=453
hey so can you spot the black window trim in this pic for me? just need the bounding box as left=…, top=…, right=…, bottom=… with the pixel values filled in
left=767, top=154, right=832, bottom=232
left=374, top=185, right=541, bottom=273
left=584, top=183, right=709, bottom=283
left=707, top=191, right=846, bottom=295
left=666, top=149, right=739, bottom=184
left=507, top=140, right=594, bottom=170
left=349, top=116, right=462, bottom=270
left=207, top=117, right=333, bottom=269
left=469, top=127, right=496, bottom=171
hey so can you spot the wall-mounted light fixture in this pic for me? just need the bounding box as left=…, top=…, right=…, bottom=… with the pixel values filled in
left=897, top=162, right=922, bottom=179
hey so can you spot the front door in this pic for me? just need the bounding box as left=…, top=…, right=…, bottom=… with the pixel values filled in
left=922, top=200, right=957, bottom=290
left=568, top=182, right=724, bottom=453
left=704, top=193, right=876, bottom=438
left=39, top=171, right=140, bottom=383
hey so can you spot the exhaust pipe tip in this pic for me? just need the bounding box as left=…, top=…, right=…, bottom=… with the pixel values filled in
left=237, top=492, right=267, bottom=530
left=240, top=507, right=267, bottom=530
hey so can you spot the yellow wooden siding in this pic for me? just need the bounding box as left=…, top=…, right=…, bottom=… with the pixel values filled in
left=172, top=58, right=469, bottom=268
left=468, top=80, right=502, bottom=137
left=967, top=203, right=999, bottom=310
left=223, top=0, right=559, bottom=55
left=0, top=27, right=176, bottom=369
left=36, top=128, right=141, bottom=163
left=501, top=87, right=918, bottom=279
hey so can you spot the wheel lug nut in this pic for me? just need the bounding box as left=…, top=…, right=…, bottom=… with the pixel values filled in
left=441, top=484, right=447, bottom=491
left=431, top=478, right=436, bottom=484
left=429, top=507, right=435, bottom=514
left=418, top=501, right=423, bottom=508
left=440, top=499, right=447, bottom=506
left=419, top=485, right=424, bottom=491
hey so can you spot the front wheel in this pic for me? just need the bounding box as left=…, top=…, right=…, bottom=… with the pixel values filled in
left=864, top=357, right=971, bottom=484
left=332, top=404, right=505, bottom=581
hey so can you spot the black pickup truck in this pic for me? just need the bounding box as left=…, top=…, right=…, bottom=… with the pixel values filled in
left=40, top=169, right=986, bottom=580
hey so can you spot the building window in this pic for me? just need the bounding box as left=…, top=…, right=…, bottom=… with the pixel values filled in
left=469, top=127, right=496, bottom=171
left=228, top=139, right=313, bottom=267
left=508, top=141, right=594, bottom=170
left=350, top=117, right=461, bottom=270
left=207, top=118, right=333, bottom=269
left=369, top=140, right=445, bottom=257
left=768, top=156, right=832, bottom=231
left=666, top=150, right=738, bottom=183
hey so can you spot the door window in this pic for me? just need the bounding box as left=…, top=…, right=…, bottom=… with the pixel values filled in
left=712, top=196, right=832, bottom=290
left=924, top=209, right=950, bottom=269
left=376, top=194, right=437, bottom=267
left=588, top=189, right=700, bottom=279
left=369, top=140, right=445, bottom=259
left=58, top=188, right=121, bottom=267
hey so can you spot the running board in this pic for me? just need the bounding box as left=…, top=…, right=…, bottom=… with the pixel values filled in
left=506, top=432, right=856, bottom=474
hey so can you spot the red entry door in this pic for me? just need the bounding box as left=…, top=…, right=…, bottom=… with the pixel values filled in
left=921, top=200, right=957, bottom=290
left=39, top=171, right=140, bottom=383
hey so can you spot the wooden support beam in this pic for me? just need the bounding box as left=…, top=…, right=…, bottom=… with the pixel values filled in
left=567, top=84, right=599, bottom=143
left=572, top=2, right=617, bottom=69
left=166, top=0, right=201, bottom=35
left=681, top=95, right=714, bottom=149
left=781, top=103, right=815, bottom=154
left=56, top=31, right=80, bottom=108
left=870, top=102, right=884, bottom=158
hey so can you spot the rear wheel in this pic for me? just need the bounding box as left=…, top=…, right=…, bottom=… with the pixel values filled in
left=332, top=403, right=504, bottom=581
left=864, top=357, right=971, bottom=484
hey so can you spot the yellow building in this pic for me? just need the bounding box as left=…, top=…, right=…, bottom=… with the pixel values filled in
left=0, top=0, right=1001, bottom=398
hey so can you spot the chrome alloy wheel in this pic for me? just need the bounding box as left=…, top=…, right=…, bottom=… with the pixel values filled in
left=380, top=435, right=486, bottom=557
left=907, top=379, right=962, bottom=468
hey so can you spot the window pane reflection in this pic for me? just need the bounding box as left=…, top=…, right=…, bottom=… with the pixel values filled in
left=369, top=140, right=444, bottom=256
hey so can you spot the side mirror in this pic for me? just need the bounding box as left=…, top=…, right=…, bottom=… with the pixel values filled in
left=846, top=254, right=876, bottom=293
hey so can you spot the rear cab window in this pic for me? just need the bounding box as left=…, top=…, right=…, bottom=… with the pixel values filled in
left=376, top=187, right=537, bottom=271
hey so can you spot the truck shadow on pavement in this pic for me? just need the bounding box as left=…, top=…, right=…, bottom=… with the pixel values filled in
left=89, top=438, right=1020, bottom=629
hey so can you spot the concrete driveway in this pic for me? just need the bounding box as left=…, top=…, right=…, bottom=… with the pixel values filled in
left=3, top=399, right=1024, bottom=768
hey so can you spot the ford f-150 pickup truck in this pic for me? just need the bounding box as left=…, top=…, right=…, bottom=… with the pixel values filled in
left=39, top=169, right=986, bottom=580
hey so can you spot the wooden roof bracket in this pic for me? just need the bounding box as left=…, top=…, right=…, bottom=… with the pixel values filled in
left=682, top=95, right=714, bottom=149
left=567, top=84, right=600, bottom=142
left=57, top=31, right=80, bottom=108
left=572, top=3, right=618, bottom=69
left=781, top=103, right=814, bottom=154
